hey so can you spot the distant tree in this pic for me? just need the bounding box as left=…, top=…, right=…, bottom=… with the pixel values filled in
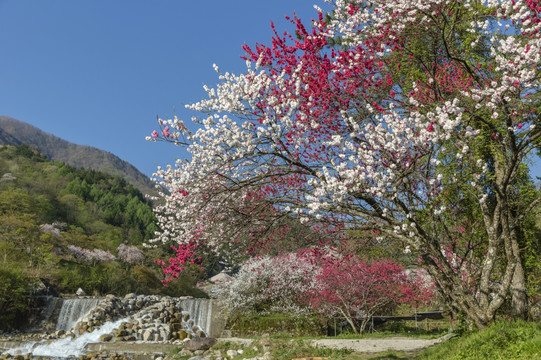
left=214, top=250, right=323, bottom=315
left=0, top=267, right=32, bottom=329
left=117, top=244, right=144, bottom=265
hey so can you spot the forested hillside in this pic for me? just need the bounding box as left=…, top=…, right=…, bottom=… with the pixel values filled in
left=0, top=116, right=156, bottom=195
left=0, top=145, right=204, bottom=329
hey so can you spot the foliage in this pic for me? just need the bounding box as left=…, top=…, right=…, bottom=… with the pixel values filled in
left=0, top=266, right=33, bottom=330
left=0, top=145, right=200, bottom=322
left=417, top=320, right=541, bottom=360
left=149, top=0, right=541, bottom=328
left=227, top=313, right=328, bottom=337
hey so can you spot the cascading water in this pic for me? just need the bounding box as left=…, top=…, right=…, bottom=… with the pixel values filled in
left=180, top=298, right=213, bottom=335
left=56, top=298, right=101, bottom=331
left=5, top=317, right=127, bottom=358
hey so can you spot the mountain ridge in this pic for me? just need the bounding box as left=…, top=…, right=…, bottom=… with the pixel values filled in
left=0, top=116, right=156, bottom=195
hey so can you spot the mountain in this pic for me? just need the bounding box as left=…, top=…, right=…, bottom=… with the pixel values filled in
left=0, top=116, right=156, bottom=195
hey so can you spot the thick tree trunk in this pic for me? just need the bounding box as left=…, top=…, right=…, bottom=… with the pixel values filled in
left=511, top=260, right=529, bottom=319
left=509, top=213, right=530, bottom=319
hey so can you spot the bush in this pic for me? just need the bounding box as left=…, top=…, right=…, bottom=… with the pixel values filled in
left=0, top=267, right=33, bottom=329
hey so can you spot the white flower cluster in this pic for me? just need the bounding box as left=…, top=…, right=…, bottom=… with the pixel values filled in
left=213, top=253, right=321, bottom=315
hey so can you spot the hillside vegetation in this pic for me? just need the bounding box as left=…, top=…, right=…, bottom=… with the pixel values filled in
left=0, top=145, right=204, bottom=330
left=0, top=116, right=156, bottom=195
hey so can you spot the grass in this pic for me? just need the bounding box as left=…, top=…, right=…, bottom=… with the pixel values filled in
left=416, top=320, right=541, bottom=360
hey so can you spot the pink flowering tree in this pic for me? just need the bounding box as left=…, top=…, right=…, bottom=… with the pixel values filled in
left=154, top=241, right=204, bottom=285
left=149, top=0, right=541, bottom=328
left=309, top=256, right=433, bottom=334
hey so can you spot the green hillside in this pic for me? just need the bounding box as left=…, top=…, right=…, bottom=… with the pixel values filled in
left=0, top=116, right=156, bottom=196
left=0, top=145, right=204, bottom=330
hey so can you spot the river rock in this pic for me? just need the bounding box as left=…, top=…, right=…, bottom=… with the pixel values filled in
left=99, top=333, right=113, bottom=342
left=142, top=329, right=154, bottom=341
left=76, top=288, right=86, bottom=296
left=226, top=350, right=239, bottom=357
left=183, top=337, right=217, bottom=351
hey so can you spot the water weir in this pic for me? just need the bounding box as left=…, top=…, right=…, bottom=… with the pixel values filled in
left=180, top=298, right=213, bottom=336
left=0, top=296, right=227, bottom=358
left=56, top=298, right=101, bottom=331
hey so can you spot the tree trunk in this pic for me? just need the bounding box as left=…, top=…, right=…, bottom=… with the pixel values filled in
left=511, top=260, right=529, bottom=319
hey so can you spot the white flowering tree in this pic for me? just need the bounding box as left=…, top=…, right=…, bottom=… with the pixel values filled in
left=149, top=0, right=541, bottom=328
left=116, top=244, right=144, bottom=265
left=67, top=245, right=116, bottom=264
left=213, top=251, right=321, bottom=315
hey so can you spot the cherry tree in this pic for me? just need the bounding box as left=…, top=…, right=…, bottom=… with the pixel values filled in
left=67, top=245, right=116, bottom=264
left=149, top=0, right=541, bottom=328
left=116, top=244, right=144, bottom=265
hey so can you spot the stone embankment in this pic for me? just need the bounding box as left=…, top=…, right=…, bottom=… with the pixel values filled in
left=5, top=294, right=208, bottom=344
left=71, top=294, right=207, bottom=342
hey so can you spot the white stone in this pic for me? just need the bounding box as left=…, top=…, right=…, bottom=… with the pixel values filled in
left=76, top=288, right=86, bottom=296
left=226, top=350, right=238, bottom=357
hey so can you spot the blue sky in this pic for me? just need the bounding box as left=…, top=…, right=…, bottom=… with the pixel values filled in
left=0, top=0, right=317, bottom=177
left=0, top=1, right=539, bottom=181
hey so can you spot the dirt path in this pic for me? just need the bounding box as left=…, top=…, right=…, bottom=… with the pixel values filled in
left=311, top=334, right=455, bottom=353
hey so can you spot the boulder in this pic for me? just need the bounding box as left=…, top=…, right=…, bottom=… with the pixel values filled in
left=76, top=288, right=86, bottom=296
left=209, top=272, right=234, bottom=284
left=183, top=337, right=217, bottom=351
left=142, top=329, right=154, bottom=341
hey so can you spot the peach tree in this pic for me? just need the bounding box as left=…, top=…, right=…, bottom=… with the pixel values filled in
left=149, top=0, right=541, bottom=328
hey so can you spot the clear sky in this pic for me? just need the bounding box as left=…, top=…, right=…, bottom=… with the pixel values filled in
left=0, top=1, right=539, bottom=181
left=0, top=0, right=318, bottom=177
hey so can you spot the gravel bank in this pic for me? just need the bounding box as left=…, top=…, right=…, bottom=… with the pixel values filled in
left=311, top=333, right=455, bottom=353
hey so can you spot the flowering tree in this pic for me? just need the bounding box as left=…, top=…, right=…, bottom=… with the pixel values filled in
left=67, top=245, right=116, bottom=264
left=116, top=244, right=144, bottom=265
left=309, top=256, right=433, bottom=334
left=149, top=0, right=541, bottom=328
left=213, top=250, right=322, bottom=315
left=154, top=241, right=204, bottom=285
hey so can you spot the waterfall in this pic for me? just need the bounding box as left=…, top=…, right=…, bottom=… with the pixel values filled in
left=180, top=298, right=213, bottom=335
left=56, top=298, right=100, bottom=331
left=5, top=318, right=127, bottom=358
